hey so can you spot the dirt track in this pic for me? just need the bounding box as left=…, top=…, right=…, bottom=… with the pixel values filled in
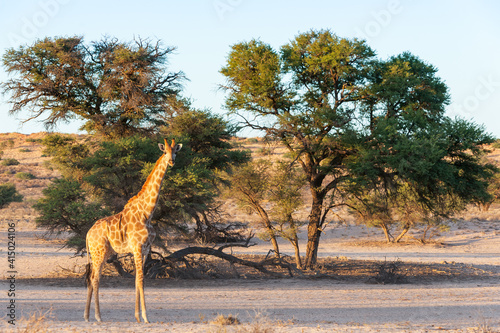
left=1, top=222, right=499, bottom=332
left=2, top=278, right=498, bottom=332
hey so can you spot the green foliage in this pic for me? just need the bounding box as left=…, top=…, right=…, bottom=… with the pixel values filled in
left=0, top=139, right=15, bottom=149
left=363, top=52, right=450, bottom=122
left=25, top=138, right=42, bottom=143
left=19, top=148, right=31, bottom=152
left=346, top=114, right=496, bottom=242
left=163, top=97, right=248, bottom=170
left=0, top=183, right=23, bottom=209
left=267, top=161, right=306, bottom=229
left=1, top=158, right=20, bottom=166
left=229, top=159, right=305, bottom=228
left=226, top=160, right=305, bottom=250
left=156, top=101, right=250, bottom=239
left=42, top=134, right=159, bottom=211
left=492, top=139, right=500, bottom=149
left=2, top=36, right=185, bottom=138
left=479, top=161, right=500, bottom=210
left=41, top=134, right=90, bottom=179
left=33, top=178, right=111, bottom=251
left=228, top=159, right=272, bottom=215
left=15, top=172, right=36, bottom=180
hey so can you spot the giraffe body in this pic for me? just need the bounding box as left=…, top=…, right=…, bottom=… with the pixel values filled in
left=84, top=139, right=181, bottom=323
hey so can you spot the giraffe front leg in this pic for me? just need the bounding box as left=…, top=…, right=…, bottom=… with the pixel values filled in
left=134, top=251, right=149, bottom=323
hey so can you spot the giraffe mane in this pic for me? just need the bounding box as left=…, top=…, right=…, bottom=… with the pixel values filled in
left=124, top=150, right=165, bottom=208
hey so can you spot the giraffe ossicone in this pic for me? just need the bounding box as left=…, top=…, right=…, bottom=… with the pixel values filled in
left=84, top=138, right=182, bottom=323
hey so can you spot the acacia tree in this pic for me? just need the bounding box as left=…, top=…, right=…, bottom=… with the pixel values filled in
left=227, top=159, right=305, bottom=267
left=227, top=159, right=281, bottom=256
left=2, top=36, right=184, bottom=138
left=267, top=161, right=305, bottom=268
left=158, top=99, right=250, bottom=241
left=220, top=29, right=493, bottom=268
left=346, top=52, right=496, bottom=243
left=221, top=30, right=375, bottom=268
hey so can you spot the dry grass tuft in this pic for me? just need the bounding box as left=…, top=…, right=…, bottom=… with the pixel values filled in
left=211, top=314, right=241, bottom=326
left=208, top=311, right=280, bottom=333
left=2, top=309, right=53, bottom=333
left=19, top=311, right=50, bottom=333
left=236, top=310, right=278, bottom=333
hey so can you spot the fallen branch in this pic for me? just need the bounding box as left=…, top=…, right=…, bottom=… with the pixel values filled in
left=167, top=246, right=285, bottom=277
left=144, top=245, right=302, bottom=279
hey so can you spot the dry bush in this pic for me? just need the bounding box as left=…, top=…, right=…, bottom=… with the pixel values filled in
left=211, top=314, right=241, bottom=326
left=236, top=310, right=278, bottom=333
left=2, top=309, right=53, bottom=333
left=209, top=311, right=279, bottom=333
left=18, top=311, right=50, bottom=333
left=368, top=258, right=407, bottom=284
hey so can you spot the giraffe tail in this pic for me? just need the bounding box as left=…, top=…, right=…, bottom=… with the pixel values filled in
left=84, top=234, right=92, bottom=288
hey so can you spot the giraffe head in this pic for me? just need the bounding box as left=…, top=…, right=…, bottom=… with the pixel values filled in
left=158, top=138, right=182, bottom=166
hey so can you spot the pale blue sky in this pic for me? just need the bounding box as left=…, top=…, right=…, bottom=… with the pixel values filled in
left=1, top=0, right=499, bottom=136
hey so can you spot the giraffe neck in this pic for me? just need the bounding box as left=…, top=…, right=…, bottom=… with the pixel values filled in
left=124, top=153, right=170, bottom=223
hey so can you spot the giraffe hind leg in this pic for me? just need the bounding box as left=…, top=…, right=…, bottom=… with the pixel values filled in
left=84, top=263, right=93, bottom=322
left=86, top=244, right=110, bottom=322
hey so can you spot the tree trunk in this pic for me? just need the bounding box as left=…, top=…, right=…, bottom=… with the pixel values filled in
left=290, top=235, right=302, bottom=269
left=380, top=222, right=393, bottom=243
left=394, top=222, right=411, bottom=243
left=480, top=201, right=492, bottom=212
left=304, top=196, right=324, bottom=269
left=256, top=206, right=280, bottom=257
left=269, top=233, right=280, bottom=258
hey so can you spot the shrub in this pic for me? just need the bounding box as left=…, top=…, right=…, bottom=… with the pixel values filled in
left=210, top=314, right=240, bottom=326
left=15, top=172, right=36, bottom=180
left=1, top=158, right=20, bottom=166
left=0, top=183, right=23, bottom=208
left=369, top=259, right=407, bottom=284
left=0, top=140, right=14, bottom=149
left=491, top=139, right=500, bottom=149
left=33, top=178, right=111, bottom=252
left=19, top=148, right=31, bottom=152
left=26, top=138, right=42, bottom=143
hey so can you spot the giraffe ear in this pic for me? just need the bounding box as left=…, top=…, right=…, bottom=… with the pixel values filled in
left=158, top=143, right=166, bottom=152
left=175, top=143, right=182, bottom=152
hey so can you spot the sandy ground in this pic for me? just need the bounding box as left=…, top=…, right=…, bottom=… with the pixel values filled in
left=1, top=220, right=499, bottom=332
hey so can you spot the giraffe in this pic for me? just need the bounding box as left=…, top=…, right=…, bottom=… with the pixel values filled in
left=84, top=138, right=182, bottom=323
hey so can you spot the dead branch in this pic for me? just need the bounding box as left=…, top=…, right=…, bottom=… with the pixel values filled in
left=217, top=232, right=256, bottom=252
left=143, top=245, right=301, bottom=279
left=167, top=247, right=285, bottom=277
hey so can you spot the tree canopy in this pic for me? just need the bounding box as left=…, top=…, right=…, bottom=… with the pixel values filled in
left=2, top=36, right=184, bottom=138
